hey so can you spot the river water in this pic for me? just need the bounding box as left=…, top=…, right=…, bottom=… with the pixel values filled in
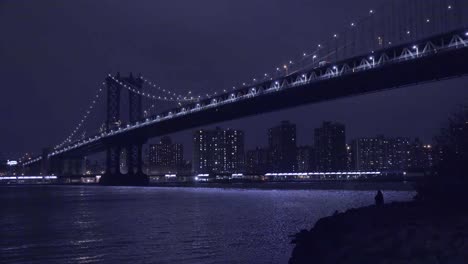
left=0, top=186, right=414, bottom=263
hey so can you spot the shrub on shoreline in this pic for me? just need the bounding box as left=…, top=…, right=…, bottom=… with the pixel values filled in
left=416, top=105, right=468, bottom=206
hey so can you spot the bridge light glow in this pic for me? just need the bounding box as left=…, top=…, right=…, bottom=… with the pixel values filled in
left=465, top=32, right=468, bottom=37
left=413, top=45, right=419, bottom=56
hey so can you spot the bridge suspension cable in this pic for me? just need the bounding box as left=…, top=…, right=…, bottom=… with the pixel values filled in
left=109, top=75, right=198, bottom=102
left=140, top=76, right=200, bottom=102
left=54, top=83, right=105, bottom=149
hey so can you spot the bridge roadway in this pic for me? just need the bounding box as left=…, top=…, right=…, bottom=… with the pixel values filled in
left=25, top=29, right=468, bottom=165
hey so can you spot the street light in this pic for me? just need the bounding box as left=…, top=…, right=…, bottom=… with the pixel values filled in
left=369, top=56, right=375, bottom=66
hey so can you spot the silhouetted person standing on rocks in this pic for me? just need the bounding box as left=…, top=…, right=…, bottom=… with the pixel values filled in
left=375, top=190, right=384, bottom=206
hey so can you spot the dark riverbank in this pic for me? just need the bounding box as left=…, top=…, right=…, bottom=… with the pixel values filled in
left=289, top=201, right=468, bottom=264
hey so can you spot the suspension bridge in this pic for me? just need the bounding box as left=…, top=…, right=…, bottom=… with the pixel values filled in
left=20, top=0, right=468, bottom=185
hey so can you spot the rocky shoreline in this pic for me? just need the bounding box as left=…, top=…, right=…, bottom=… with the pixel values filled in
left=289, top=201, right=468, bottom=264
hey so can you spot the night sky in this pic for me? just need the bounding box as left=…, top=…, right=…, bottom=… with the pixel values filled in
left=1, top=0, right=467, bottom=160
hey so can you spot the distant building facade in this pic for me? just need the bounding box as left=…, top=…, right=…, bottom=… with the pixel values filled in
left=268, top=121, right=297, bottom=172
left=149, top=136, right=183, bottom=174
left=352, top=136, right=433, bottom=172
left=246, top=147, right=269, bottom=174
left=193, top=127, right=244, bottom=175
left=386, top=137, right=411, bottom=171
left=297, top=146, right=315, bottom=172
left=314, top=122, right=346, bottom=171
left=408, top=138, right=434, bottom=170
left=352, top=135, right=388, bottom=171
left=346, top=144, right=353, bottom=171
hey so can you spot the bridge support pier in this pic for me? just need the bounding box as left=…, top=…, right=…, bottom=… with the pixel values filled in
left=126, top=141, right=144, bottom=175
left=101, top=141, right=148, bottom=186
left=101, top=132, right=148, bottom=185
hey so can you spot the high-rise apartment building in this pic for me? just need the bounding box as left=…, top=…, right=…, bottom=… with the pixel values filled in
left=314, top=122, right=346, bottom=171
left=193, top=127, right=244, bottom=175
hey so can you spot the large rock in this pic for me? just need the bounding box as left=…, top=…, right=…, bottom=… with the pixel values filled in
left=289, top=202, right=468, bottom=264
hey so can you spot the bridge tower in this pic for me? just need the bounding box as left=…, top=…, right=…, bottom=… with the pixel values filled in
left=102, top=72, right=148, bottom=185
left=123, top=73, right=145, bottom=176
left=105, top=73, right=122, bottom=176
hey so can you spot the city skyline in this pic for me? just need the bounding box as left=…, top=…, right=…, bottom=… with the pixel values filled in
left=141, top=119, right=436, bottom=175
left=1, top=1, right=468, bottom=159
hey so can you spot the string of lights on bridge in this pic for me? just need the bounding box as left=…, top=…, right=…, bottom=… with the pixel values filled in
left=109, top=75, right=198, bottom=102
left=139, top=76, right=200, bottom=102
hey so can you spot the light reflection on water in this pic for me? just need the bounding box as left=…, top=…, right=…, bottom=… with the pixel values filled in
left=0, top=186, right=414, bottom=263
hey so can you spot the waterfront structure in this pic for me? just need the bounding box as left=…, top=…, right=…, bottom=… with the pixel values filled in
left=193, top=127, right=244, bottom=175
left=268, top=121, right=297, bottom=172
left=314, top=122, right=346, bottom=171
left=148, top=136, right=183, bottom=174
